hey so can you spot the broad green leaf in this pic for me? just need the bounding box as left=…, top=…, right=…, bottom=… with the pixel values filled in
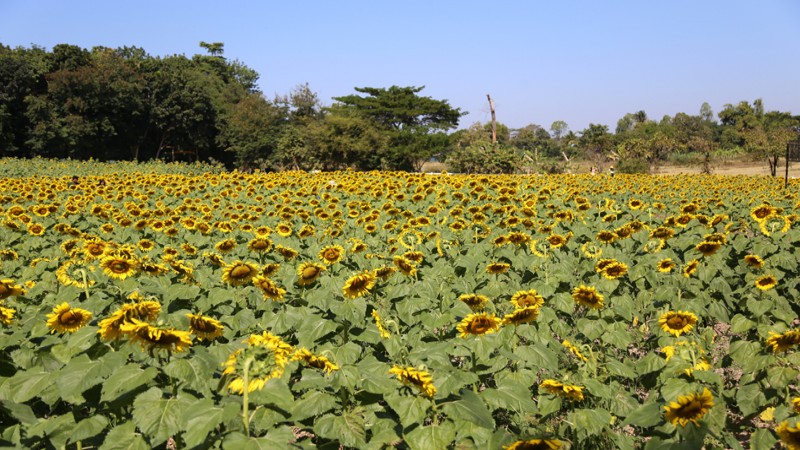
left=404, top=421, right=456, bottom=450
left=132, top=387, right=195, bottom=446
left=290, top=390, right=337, bottom=421
left=0, top=399, right=37, bottom=425
left=385, top=394, right=430, bottom=428
left=621, top=402, right=663, bottom=428
left=568, top=408, right=611, bottom=436
left=223, top=427, right=297, bottom=449
left=750, top=428, right=778, bottom=450
left=441, top=389, right=494, bottom=429
left=101, top=365, right=158, bottom=403
left=181, top=398, right=225, bottom=448
left=100, top=421, right=150, bottom=450
left=69, top=415, right=109, bottom=443
left=314, top=411, right=367, bottom=448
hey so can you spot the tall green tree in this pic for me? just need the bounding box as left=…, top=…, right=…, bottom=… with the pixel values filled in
left=332, top=85, right=464, bottom=170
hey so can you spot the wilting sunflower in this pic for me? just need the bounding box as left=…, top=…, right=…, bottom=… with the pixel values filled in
left=223, top=332, right=292, bottom=394
left=596, top=230, right=618, bottom=245
left=46, top=302, right=92, bottom=334
left=695, top=241, right=722, bottom=256
left=459, top=294, right=489, bottom=311
left=503, top=439, right=562, bottom=450
left=683, top=259, right=700, bottom=278
left=562, top=339, right=588, bottom=362
left=0, top=304, right=15, bottom=325
left=120, top=319, right=192, bottom=353
left=349, top=238, right=368, bottom=253
left=776, top=421, right=800, bottom=450
left=222, top=260, right=259, bottom=286
left=319, top=245, right=345, bottom=265
left=296, top=262, right=326, bottom=286
left=342, top=271, right=377, bottom=299
left=456, top=312, right=502, bottom=338
left=765, top=330, right=800, bottom=353
left=510, top=290, right=545, bottom=309
left=580, top=241, right=603, bottom=259
left=486, top=262, right=511, bottom=274
left=389, top=365, right=437, bottom=398
left=572, top=285, right=604, bottom=310
left=292, top=348, right=339, bottom=373
left=502, top=306, right=540, bottom=325
left=253, top=275, right=286, bottom=301
left=372, top=309, right=390, bottom=338
left=393, top=256, right=417, bottom=277
left=373, top=265, right=396, bottom=280
left=261, top=263, right=280, bottom=277
left=659, top=311, right=698, bottom=337
left=664, top=388, right=714, bottom=427
left=743, top=254, right=764, bottom=269
left=274, top=245, right=299, bottom=260
left=755, top=275, right=778, bottom=291
left=186, top=313, right=224, bottom=341
left=539, top=379, right=584, bottom=402
left=97, top=301, right=163, bottom=341
left=100, top=255, right=139, bottom=280
left=0, top=279, right=25, bottom=300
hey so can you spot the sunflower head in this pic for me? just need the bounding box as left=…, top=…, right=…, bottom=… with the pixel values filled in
left=296, top=262, right=326, bottom=286
left=342, top=271, right=377, bottom=299
left=222, top=261, right=259, bottom=286
left=658, top=311, right=698, bottom=337
left=664, top=388, right=714, bottom=427
left=456, top=313, right=502, bottom=338
left=755, top=275, right=778, bottom=291
left=572, top=285, right=604, bottom=310
left=187, top=313, right=224, bottom=341
left=319, top=245, right=345, bottom=265
left=46, top=302, right=92, bottom=334
left=459, top=294, right=489, bottom=311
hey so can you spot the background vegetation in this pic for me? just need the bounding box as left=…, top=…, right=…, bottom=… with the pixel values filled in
left=1, top=42, right=798, bottom=173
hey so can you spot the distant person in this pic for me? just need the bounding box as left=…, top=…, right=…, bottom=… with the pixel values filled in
left=590, top=166, right=597, bottom=175
left=68, top=175, right=79, bottom=186
left=98, top=178, right=107, bottom=186
left=609, top=166, right=615, bottom=177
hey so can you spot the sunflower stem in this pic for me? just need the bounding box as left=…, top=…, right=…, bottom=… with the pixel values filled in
left=242, top=357, right=254, bottom=436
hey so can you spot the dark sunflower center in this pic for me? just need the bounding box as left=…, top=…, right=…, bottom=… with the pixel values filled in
left=678, top=399, right=704, bottom=417
left=323, top=250, right=339, bottom=260
left=469, top=318, right=492, bottom=333
left=111, top=261, right=129, bottom=273
left=666, top=316, right=687, bottom=329
left=230, top=265, right=252, bottom=279
left=349, top=278, right=368, bottom=290
left=302, top=267, right=319, bottom=279
left=60, top=311, right=80, bottom=325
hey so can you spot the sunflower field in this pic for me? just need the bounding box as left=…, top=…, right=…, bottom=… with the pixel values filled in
left=2, top=158, right=800, bottom=449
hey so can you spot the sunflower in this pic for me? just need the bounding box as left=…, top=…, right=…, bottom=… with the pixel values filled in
left=215, top=239, right=237, bottom=254
left=83, top=239, right=108, bottom=260
left=595, top=230, right=618, bottom=244
left=388, top=365, right=437, bottom=397
left=664, top=388, right=714, bottom=427
left=223, top=332, right=292, bottom=394
left=792, top=397, right=800, bottom=415
left=0, top=279, right=25, bottom=300
left=683, top=259, right=700, bottom=278
left=755, top=275, right=778, bottom=291
left=253, top=275, right=286, bottom=301
left=486, top=262, right=510, bottom=274
left=120, top=319, right=192, bottom=353
left=657, top=258, right=676, bottom=273
left=503, top=439, right=562, bottom=450
left=562, top=339, right=587, bottom=361
left=777, top=421, right=800, bottom=450
left=27, top=222, right=45, bottom=236
left=319, top=245, right=345, bottom=265
left=506, top=231, right=531, bottom=246
left=186, top=313, right=224, bottom=341
left=695, top=241, right=722, bottom=256
left=292, top=348, right=339, bottom=373
left=373, top=265, right=396, bottom=280
left=459, top=294, right=489, bottom=311
left=659, top=311, right=698, bottom=337
left=650, top=226, right=674, bottom=240
left=349, top=238, right=367, bottom=253
left=274, top=245, right=299, bottom=260
left=247, top=237, right=273, bottom=253
left=456, top=312, right=502, bottom=338
left=572, top=285, right=604, bottom=310
left=510, top=290, right=544, bottom=309
left=580, top=241, right=603, bottom=259
left=546, top=233, right=570, bottom=249
left=599, top=261, right=628, bottom=280
left=275, top=222, right=293, bottom=237
left=100, top=255, right=139, bottom=280
left=222, top=261, right=259, bottom=286
left=0, top=304, right=16, bottom=325
left=403, top=250, right=424, bottom=264
left=765, top=330, right=800, bottom=353
left=342, top=271, right=377, bottom=299
left=539, top=379, right=584, bottom=401
left=502, top=306, right=540, bottom=325
left=393, top=256, right=417, bottom=277
left=296, top=262, right=326, bottom=286
left=46, top=303, right=92, bottom=334
left=261, top=263, right=281, bottom=277
left=743, top=254, right=764, bottom=269
left=372, top=309, right=390, bottom=338
left=750, top=204, right=776, bottom=223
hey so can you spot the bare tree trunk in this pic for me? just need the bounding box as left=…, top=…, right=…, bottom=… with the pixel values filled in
left=486, top=94, right=496, bottom=144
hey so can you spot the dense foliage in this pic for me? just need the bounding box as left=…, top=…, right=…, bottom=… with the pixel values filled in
left=1, top=43, right=798, bottom=173
left=2, top=159, right=800, bottom=449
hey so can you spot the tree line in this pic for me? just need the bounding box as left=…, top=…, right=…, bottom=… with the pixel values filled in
left=1, top=42, right=798, bottom=173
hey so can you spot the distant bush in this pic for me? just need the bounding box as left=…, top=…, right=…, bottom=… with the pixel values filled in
left=0, top=157, right=227, bottom=179
left=617, top=159, right=650, bottom=174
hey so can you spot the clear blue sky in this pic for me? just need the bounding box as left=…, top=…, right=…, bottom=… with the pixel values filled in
left=1, top=0, right=798, bottom=133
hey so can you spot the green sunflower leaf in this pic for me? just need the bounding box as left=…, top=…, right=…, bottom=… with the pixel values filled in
left=132, top=387, right=195, bottom=446
left=441, top=389, right=494, bottom=429
left=314, top=411, right=367, bottom=448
